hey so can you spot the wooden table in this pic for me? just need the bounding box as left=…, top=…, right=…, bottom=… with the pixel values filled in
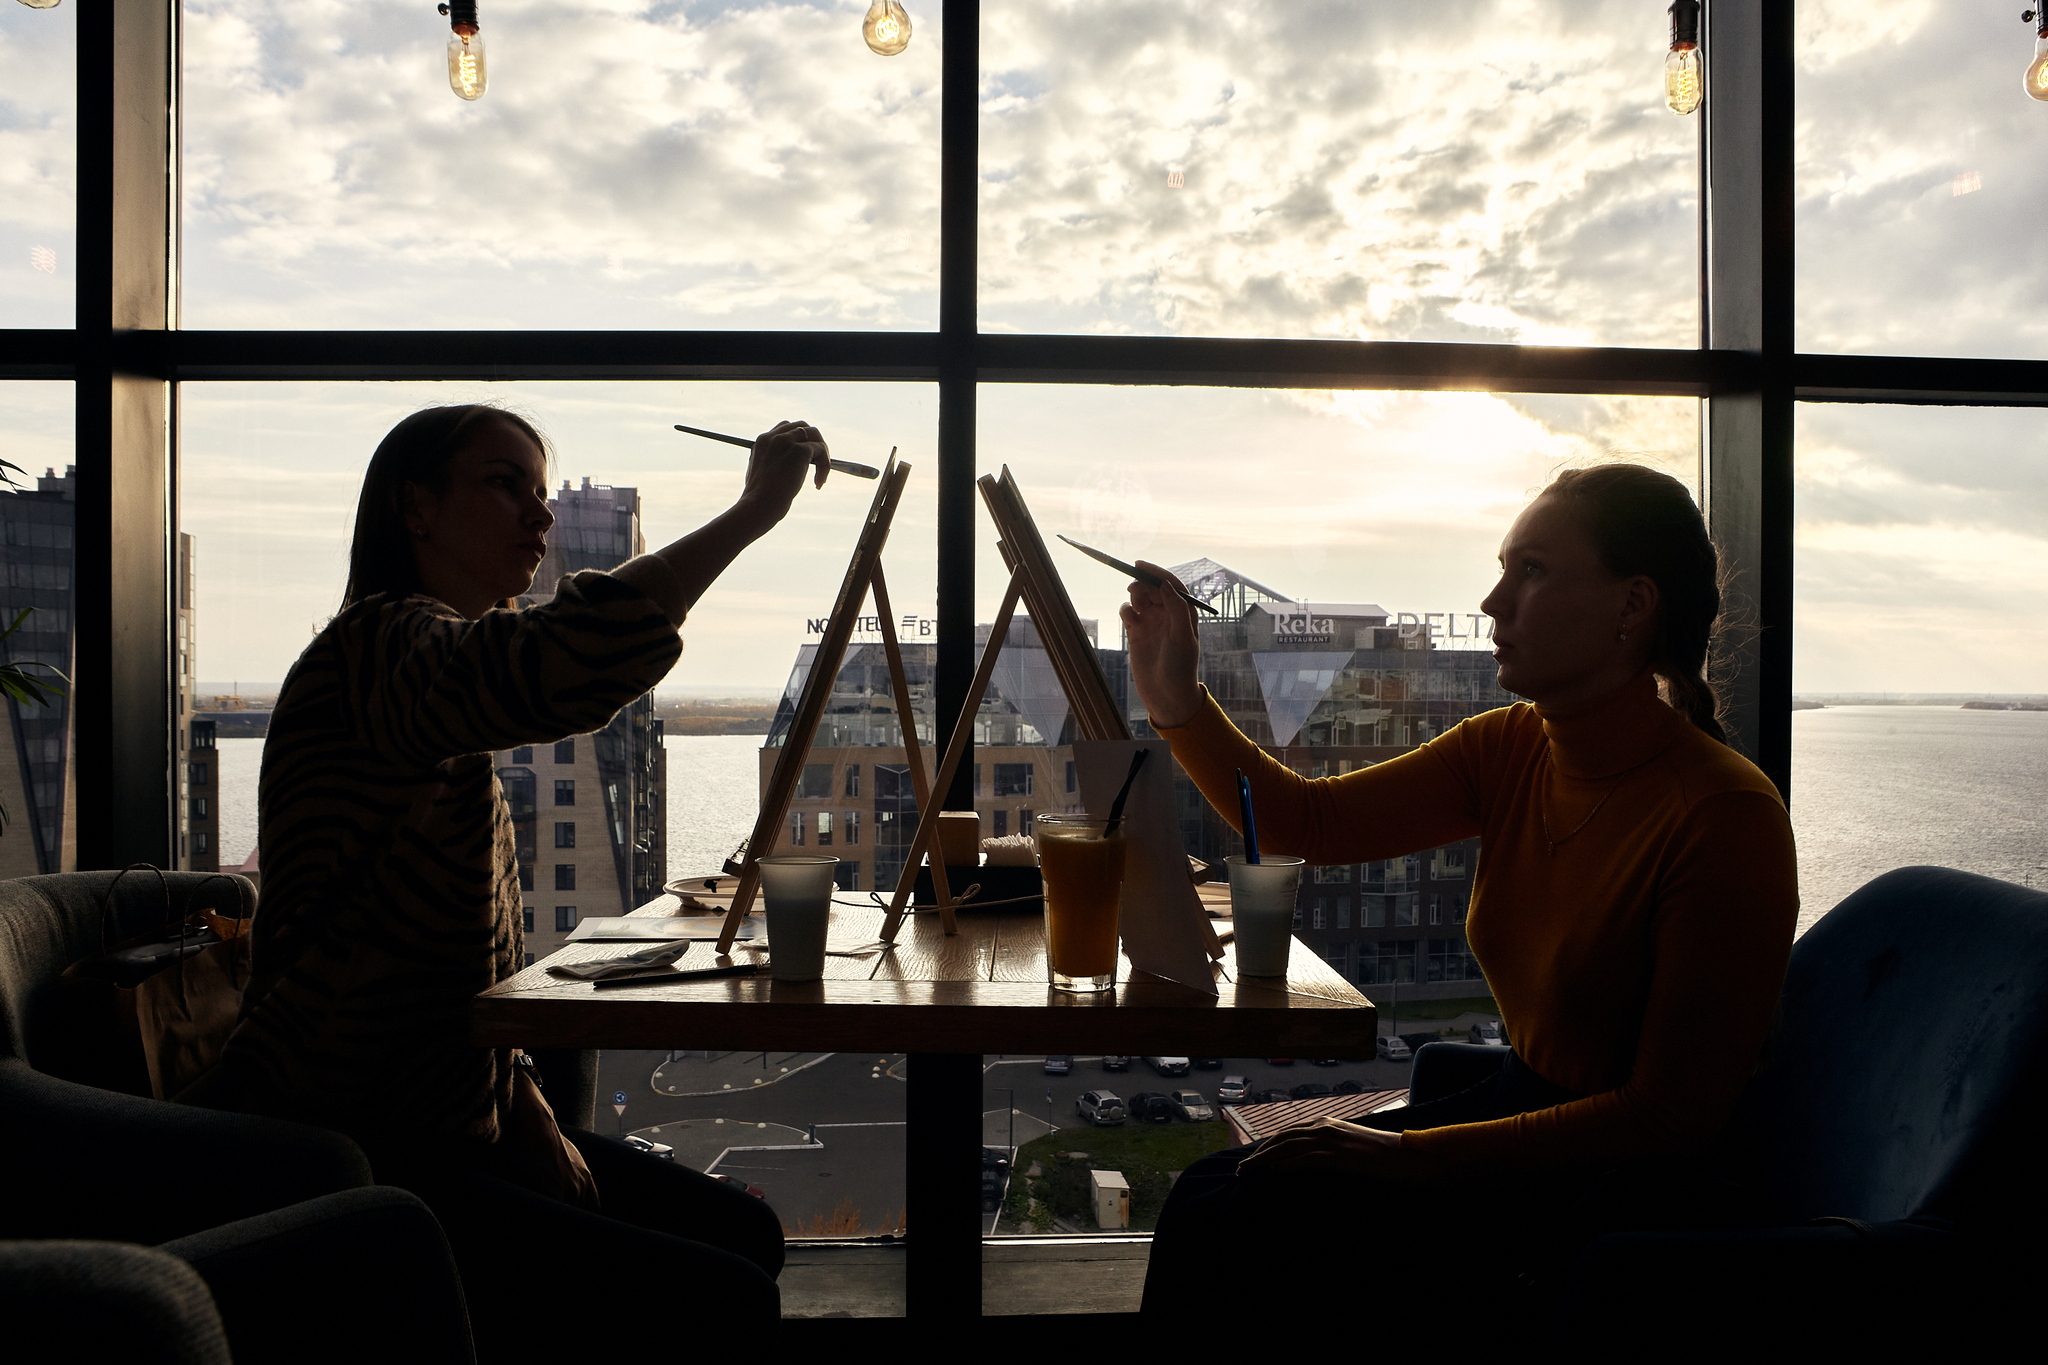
left=476, top=885, right=1377, bottom=1057
left=474, top=884, right=1377, bottom=1328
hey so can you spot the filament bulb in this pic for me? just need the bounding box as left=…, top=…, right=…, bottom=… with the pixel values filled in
left=863, top=0, right=912, bottom=56
left=2027, top=38, right=2048, bottom=102
left=447, top=29, right=487, bottom=101
left=1665, top=44, right=1703, bottom=115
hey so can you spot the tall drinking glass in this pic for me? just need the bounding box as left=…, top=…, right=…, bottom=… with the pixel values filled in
left=757, top=855, right=838, bottom=982
left=1035, top=814, right=1128, bottom=993
left=1225, top=855, right=1305, bottom=977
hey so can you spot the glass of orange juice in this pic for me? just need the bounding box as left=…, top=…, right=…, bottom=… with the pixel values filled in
left=1035, top=814, right=1128, bottom=992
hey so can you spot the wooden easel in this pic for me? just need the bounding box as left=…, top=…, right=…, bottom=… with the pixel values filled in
left=713, top=455, right=959, bottom=952
left=879, top=467, right=1221, bottom=958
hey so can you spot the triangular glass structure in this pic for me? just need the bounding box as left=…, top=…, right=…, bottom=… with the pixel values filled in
left=1251, top=650, right=1354, bottom=747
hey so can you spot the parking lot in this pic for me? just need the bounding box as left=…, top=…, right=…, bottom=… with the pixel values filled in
left=982, top=1051, right=1426, bottom=1147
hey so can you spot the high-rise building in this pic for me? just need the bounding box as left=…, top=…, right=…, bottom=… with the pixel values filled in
left=177, top=533, right=219, bottom=872
left=0, top=465, right=77, bottom=877
left=497, top=478, right=668, bottom=965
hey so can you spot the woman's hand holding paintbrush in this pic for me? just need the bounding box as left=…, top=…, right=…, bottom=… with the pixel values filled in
left=1119, top=560, right=1205, bottom=730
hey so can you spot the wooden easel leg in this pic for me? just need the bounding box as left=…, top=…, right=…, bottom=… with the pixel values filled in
left=881, top=565, right=1028, bottom=944
left=871, top=561, right=954, bottom=931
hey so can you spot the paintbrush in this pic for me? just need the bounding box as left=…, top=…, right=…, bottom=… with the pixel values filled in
left=1056, top=535, right=1219, bottom=615
left=673, top=423, right=882, bottom=479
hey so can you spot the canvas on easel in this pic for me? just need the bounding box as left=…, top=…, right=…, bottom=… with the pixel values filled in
left=712, top=455, right=959, bottom=952
left=878, top=467, right=1223, bottom=982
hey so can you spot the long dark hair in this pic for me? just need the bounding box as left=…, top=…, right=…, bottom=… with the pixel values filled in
left=1543, top=463, right=1727, bottom=743
left=343, top=404, right=551, bottom=607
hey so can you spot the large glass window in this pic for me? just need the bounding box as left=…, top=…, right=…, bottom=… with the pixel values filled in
left=1797, top=6, right=2048, bottom=359
left=1793, top=403, right=2048, bottom=930
left=0, top=382, right=75, bottom=877
left=178, top=378, right=938, bottom=895
left=179, top=0, right=943, bottom=330
left=0, top=4, right=76, bottom=328
left=980, top=1, right=1701, bottom=345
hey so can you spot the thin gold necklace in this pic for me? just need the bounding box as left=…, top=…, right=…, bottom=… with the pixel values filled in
left=1539, top=753, right=1622, bottom=857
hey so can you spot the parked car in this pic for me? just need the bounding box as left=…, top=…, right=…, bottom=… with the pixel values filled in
left=1310, top=1058, right=1342, bottom=1067
left=1376, top=1035, right=1414, bottom=1062
left=1101, top=1055, right=1131, bottom=1071
left=1144, top=1056, right=1191, bottom=1077
left=1332, top=1079, right=1366, bottom=1095
left=1170, top=1089, right=1216, bottom=1122
left=1076, top=1090, right=1128, bottom=1126
left=1191, top=1058, right=1223, bottom=1070
left=1127, top=1091, right=1176, bottom=1123
left=1289, top=1082, right=1333, bottom=1101
left=1043, top=1054, right=1072, bottom=1075
left=1216, top=1075, right=1251, bottom=1104
left=622, top=1134, right=674, bottom=1160
left=1251, top=1087, right=1294, bottom=1104
left=1469, top=1020, right=1508, bottom=1047
left=712, top=1173, right=765, bottom=1199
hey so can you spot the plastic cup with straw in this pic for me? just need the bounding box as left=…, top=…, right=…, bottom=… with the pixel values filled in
left=1227, top=767, right=1303, bottom=977
left=1036, top=749, right=1148, bottom=993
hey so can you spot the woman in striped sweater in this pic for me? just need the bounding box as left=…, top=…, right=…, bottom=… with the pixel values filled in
left=218, top=404, right=826, bottom=1356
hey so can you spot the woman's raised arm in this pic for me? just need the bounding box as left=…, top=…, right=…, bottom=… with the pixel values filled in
left=1121, top=562, right=1483, bottom=866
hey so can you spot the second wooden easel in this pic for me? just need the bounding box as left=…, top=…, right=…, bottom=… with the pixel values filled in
left=879, top=467, right=1221, bottom=959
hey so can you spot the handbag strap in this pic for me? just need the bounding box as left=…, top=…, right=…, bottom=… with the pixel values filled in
left=96, top=863, right=172, bottom=958
left=182, top=872, right=256, bottom=989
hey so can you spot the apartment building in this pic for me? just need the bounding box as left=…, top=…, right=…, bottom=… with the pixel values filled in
left=498, top=477, right=669, bottom=965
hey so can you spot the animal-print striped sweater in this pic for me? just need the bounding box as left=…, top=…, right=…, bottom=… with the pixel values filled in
left=221, top=571, right=682, bottom=1145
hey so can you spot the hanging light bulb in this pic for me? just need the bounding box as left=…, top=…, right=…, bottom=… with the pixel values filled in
left=863, top=0, right=912, bottom=56
left=2024, top=11, right=2048, bottom=102
left=438, top=1, right=488, bottom=102
left=1665, top=1, right=1703, bottom=115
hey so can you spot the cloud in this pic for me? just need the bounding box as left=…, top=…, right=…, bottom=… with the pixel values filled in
left=179, top=379, right=936, bottom=686
left=977, top=0, right=1699, bottom=345
left=0, top=4, right=78, bottom=327
left=1796, top=6, right=2048, bottom=358
left=1794, top=403, right=2048, bottom=691
left=172, top=0, right=1701, bottom=344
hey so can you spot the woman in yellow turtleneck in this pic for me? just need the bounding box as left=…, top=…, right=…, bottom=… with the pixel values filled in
left=1128, top=464, right=1798, bottom=1317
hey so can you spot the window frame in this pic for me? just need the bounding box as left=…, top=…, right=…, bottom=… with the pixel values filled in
left=23, top=0, right=2044, bottom=1333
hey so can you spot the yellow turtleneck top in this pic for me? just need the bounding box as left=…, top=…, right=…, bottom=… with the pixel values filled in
left=1159, top=670, right=1798, bottom=1173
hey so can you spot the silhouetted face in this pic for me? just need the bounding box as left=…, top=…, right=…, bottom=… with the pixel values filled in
left=403, top=416, right=553, bottom=617
left=1480, top=494, right=1639, bottom=708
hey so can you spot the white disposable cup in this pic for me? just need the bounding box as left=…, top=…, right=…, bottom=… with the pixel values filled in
left=758, top=856, right=838, bottom=982
left=1226, top=855, right=1305, bottom=977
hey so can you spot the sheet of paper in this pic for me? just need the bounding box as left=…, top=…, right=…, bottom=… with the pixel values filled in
left=1072, top=739, right=1218, bottom=997
left=564, top=917, right=759, bottom=943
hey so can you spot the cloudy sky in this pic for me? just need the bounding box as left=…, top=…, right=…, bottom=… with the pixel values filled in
left=1, top=1, right=2044, bottom=694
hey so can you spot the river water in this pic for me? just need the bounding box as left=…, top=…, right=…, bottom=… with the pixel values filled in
left=212, top=708, right=2048, bottom=935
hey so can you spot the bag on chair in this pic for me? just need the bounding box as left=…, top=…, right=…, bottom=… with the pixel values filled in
left=62, top=866, right=256, bottom=1100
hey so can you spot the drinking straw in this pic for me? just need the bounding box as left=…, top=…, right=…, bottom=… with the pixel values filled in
left=1237, top=769, right=1261, bottom=864
left=1103, top=749, right=1150, bottom=837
